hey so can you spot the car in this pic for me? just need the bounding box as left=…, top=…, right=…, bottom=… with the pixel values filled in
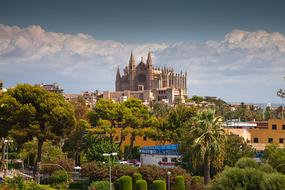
left=118, top=160, right=128, bottom=165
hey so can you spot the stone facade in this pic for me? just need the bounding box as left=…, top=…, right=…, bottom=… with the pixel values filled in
left=114, top=51, right=187, bottom=103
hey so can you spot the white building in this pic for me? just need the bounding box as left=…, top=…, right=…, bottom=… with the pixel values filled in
left=139, top=144, right=181, bottom=168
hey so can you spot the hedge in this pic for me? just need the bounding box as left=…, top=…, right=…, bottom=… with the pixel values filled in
left=135, top=180, right=147, bottom=190
left=175, top=176, right=185, bottom=190
left=152, top=180, right=166, bottom=190
left=119, top=176, right=132, bottom=190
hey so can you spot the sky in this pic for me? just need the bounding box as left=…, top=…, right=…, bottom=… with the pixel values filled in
left=0, top=0, right=285, bottom=103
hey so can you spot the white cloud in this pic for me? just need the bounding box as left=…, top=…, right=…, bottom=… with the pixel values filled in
left=0, top=24, right=284, bottom=102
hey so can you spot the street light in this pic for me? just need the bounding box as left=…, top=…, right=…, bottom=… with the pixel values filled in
left=103, top=152, right=118, bottom=190
left=3, top=139, right=13, bottom=175
left=167, top=171, right=171, bottom=190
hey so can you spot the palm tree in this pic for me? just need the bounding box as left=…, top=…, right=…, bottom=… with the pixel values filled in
left=190, top=109, right=225, bottom=185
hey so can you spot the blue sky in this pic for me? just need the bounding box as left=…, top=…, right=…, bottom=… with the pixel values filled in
left=0, top=0, right=285, bottom=103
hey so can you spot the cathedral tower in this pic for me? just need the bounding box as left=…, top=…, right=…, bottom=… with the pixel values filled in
left=129, top=52, right=136, bottom=90
left=146, top=50, right=153, bottom=90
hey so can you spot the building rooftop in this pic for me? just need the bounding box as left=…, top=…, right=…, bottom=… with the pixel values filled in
left=139, top=144, right=180, bottom=155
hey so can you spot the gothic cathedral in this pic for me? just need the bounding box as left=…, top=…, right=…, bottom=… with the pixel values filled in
left=115, top=51, right=187, bottom=96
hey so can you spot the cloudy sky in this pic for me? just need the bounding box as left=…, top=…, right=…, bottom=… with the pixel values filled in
left=1, top=0, right=285, bottom=103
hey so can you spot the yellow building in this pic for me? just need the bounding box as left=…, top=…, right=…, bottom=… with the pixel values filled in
left=249, top=119, right=285, bottom=151
left=113, top=128, right=169, bottom=152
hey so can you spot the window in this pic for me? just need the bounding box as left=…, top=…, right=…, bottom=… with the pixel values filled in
left=115, top=136, right=119, bottom=141
left=282, top=125, right=285, bottom=130
left=280, top=138, right=284, bottom=143
left=162, top=157, right=168, bottom=162
left=143, top=136, right=147, bottom=141
left=272, top=124, right=277, bottom=130
left=171, top=157, right=177, bottom=162
left=268, top=138, right=273, bottom=143
left=253, top=138, right=259, bottom=143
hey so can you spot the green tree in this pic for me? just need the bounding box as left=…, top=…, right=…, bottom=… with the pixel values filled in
left=189, top=109, right=225, bottom=185
left=83, top=133, right=119, bottom=162
left=88, top=99, right=125, bottom=150
left=123, top=98, right=154, bottom=159
left=1, top=84, right=76, bottom=174
left=153, top=104, right=197, bottom=143
left=223, top=135, right=255, bottom=167
left=63, top=119, right=90, bottom=166
left=70, top=96, right=89, bottom=120
left=19, top=139, right=67, bottom=167
left=262, top=144, right=285, bottom=174
left=0, top=93, right=21, bottom=168
left=191, top=95, right=204, bottom=103
left=261, top=173, right=285, bottom=190
left=263, top=106, right=274, bottom=121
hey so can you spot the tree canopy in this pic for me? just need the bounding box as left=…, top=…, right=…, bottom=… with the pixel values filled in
left=0, top=84, right=76, bottom=173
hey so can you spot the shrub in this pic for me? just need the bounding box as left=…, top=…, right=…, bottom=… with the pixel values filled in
left=190, top=176, right=204, bottom=190
left=51, top=170, right=70, bottom=184
left=40, top=157, right=75, bottom=175
left=261, top=173, right=285, bottom=190
left=138, top=165, right=192, bottom=190
left=89, top=180, right=109, bottom=190
left=82, top=161, right=137, bottom=182
left=69, top=180, right=89, bottom=190
left=42, top=169, right=70, bottom=189
left=0, top=176, right=55, bottom=190
left=114, top=178, right=120, bottom=190
left=119, top=176, right=132, bottom=190
left=135, top=179, right=147, bottom=190
left=152, top=180, right=166, bottom=190
left=235, top=157, right=258, bottom=169
left=132, top=173, right=142, bottom=189
left=175, top=176, right=185, bottom=190
left=208, top=167, right=264, bottom=190
left=259, top=163, right=274, bottom=173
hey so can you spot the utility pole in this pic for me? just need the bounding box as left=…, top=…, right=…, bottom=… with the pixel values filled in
left=103, top=152, right=118, bottom=190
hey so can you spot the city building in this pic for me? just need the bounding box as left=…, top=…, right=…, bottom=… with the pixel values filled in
left=223, top=119, right=285, bottom=151
left=104, top=51, right=188, bottom=104
left=36, top=83, right=64, bottom=93
left=249, top=119, right=285, bottom=151
left=139, top=144, right=181, bottom=168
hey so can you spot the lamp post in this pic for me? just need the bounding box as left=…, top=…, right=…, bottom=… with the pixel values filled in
left=103, top=152, right=118, bottom=190
left=4, top=139, right=13, bottom=175
left=167, top=171, right=171, bottom=190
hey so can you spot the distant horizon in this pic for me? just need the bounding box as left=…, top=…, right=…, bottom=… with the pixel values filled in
left=1, top=0, right=285, bottom=103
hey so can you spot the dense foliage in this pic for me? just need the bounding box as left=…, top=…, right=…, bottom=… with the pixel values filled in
left=89, top=180, right=110, bottom=190
left=208, top=157, right=285, bottom=190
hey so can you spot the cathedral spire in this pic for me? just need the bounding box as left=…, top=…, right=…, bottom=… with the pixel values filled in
left=129, top=51, right=135, bottom=69
left=146, top=49, right=152, bottom=67
left=116, top=66, right=121, bottom=79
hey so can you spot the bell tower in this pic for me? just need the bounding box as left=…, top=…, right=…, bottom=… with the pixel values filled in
left=146, top=50, right=153, bottom=90
left=128, top=51, right=136, bottom=91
